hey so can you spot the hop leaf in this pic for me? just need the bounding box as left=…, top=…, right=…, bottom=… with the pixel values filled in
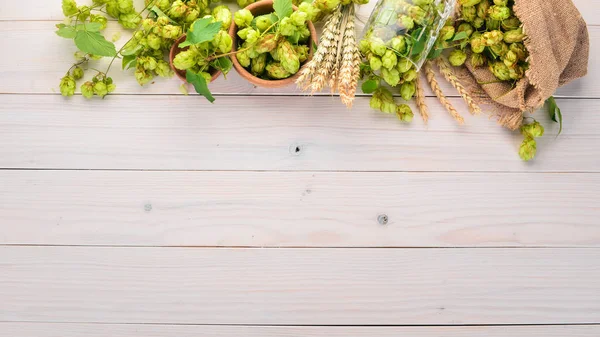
left=186, top=70, right=215, bottom=103
left=179, top=17, right=222, bottom=48
left=74, top=30, right=117, bottom=57
left=274, top=0, right=293, bottom=19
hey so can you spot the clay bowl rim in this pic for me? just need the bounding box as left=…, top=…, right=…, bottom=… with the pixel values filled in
left=169, top=34, right=222, bottom=83
left=228, top=0, right=318, bottom=88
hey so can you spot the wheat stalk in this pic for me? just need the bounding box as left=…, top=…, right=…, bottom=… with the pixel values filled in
left=424, top=61, right=464, bottom=124
left=415, top=73, right=429, bottom=123
left=338, top=6, right=359, bottom=107
left=311, top=8, right=343, bottom=92
left=434, top=57, right=482, bottom=115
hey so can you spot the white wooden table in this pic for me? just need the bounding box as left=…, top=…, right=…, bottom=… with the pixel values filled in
left=1, top=1, right=600, bottom=336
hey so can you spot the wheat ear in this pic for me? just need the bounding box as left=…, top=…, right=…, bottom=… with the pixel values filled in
left=424, top=61, right=464, bottom=124
left=415, top=74, right=429, bottom=123
left=434, top=57, right=481, bottom=115
left=338, top=5, right=359, bottom=107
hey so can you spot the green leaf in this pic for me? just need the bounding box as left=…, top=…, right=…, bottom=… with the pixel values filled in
left=547, top=96, right=563, bottom=135
left=452, top=31, right=468, bottom=41
left=288, top=31, right=301, bottom=44
left=269, top=13, right=279, bottom=23
left=274, top=0, right=293, bottom=19
left=410, top=28, right=427, bottom=56
left=186, top=70, right=215, bottom=103
left=150, top=5, right=177, bottom=24
left=75, top=22, right=103, bottom=32
left=427, top=46, right=443, bottom=60
left=74, top=30, right=117, bottom=57
left=213, top=57, right=232, bottom=75
left=122, top=54, right=137, bottom=70
left=184, top=18, right=223, bottom=46
left=56, top=25, right=77, bottom=38
left=361, top=79, right=379, bottom=94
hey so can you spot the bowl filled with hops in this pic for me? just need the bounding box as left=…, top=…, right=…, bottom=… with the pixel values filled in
left=229, top=0, right=319, bottom=88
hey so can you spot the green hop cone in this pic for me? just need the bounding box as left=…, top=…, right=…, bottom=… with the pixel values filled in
left=489, top=61, right=511, bottom=81
left=138, top=56, right=158, bottom=71
left=510, top=43, right=528, bottom=61
left=156, top=16, right=170, bottom=26
left=400, top=81, right=416, bottom=101
left=244, top=28, right=260, bottom=44
left=488, top=5, right=511, bottom=21
left=519, top=136, right=537, bottom=161
left=278, top=40, right=300, bottom=74
left=77, top=6, right=91, bottom=21
left=396, top=104, right=414, bottom=123
left=502, top=17, right=522, bottom=31
left=382, top=50, right=398, bottom=70
left=279, top=17, right=297, bottom=37
left=119, top=13, right=141, bottom=29
left=381, top=68, right=400, bottom=86
left=254, top=34, right=278, bottom=53
left=255, top=15, right=273, bottom=32
left=461, top=5, right=477, bottom=22
left=59, top=75, right=76, bottom=97
left=440, top=26, right=455, bottom=41
left=147, top=33, right=162, bottom=50
left=476, top=0, right=489, bottom=18
left=162, top=25, right=182, bottom=40
left=494, top=0, right=508, bottom=5
left=486, top=18, right=500, bottom=30
left=449, top=49, right=467, bottom=66
left=134, top=65, right=153, bottom=86
left=413, top=0, right=435, bottom=5
left=213, top=5, right=232, bottom=30
left=90, top=14, right=108, bottom=30
left=457, top=23, right=474, bottom=38
left=71, top=66, right=84, bottom=80
left=521, top=121, right=545, bottom=138
left=403, top=69, right=417, bottom=82
left=81, top=81, right=94, bottom=98
left=369, top=38, right=386, bottom=57
left=470, top=36, right=485, bottom=53
left=237, top=0, right=256, bottom=8
left=370, top=88, right=395, bottom=114
left=234, top=9, right=253, bottom=28
left=471, top=53, right=486, bottom=67
left=397, top=15, right=415, bottom=30
left=236, top=49, right=251, bottom=67
left=508, top=65, right=525, bottom=80
left=298, top=25, right=311, bottom=42
left=472, top=17, right=485, bottom=29
left=117, top=0, right=135, bottom=14
left=504, top=28, right=525, bottom=43
left=313, top=0, right=340, bottom=12
left=265, top=62, right=292, bottom=79
left=62, top=0, right=78, bottom=16
left=173, top=49, right=198, bottom=70
left=490, top=41, right=508, bottom=57
left=105, top=0, right=120, bottom=18
left=482, top=30, right=504, bottom=46
left=503, top=50, right=518, bottom=67
left=168, top=0, right=188, bottom=18
left=251, top=53, right=267, bottom=76
left=390, top=36, right=406, bottom=53
left=213, top=30, right=233, bottom=53
left=156, top=60, right=174, bottom=78
left=290, top=11, right=308, bottom=26
left=298, top=2, right=320, bottom=21
left=185, top=9, right=200, bottom=24
left=458, top=0, right=482, bottom=6
left=369, top=55, right=382, bottom=71
left=93, top=81, right=108, bottom=98
left=397, top=58, right=413, bottom=73
left=295, top=45, right=309, bottom=63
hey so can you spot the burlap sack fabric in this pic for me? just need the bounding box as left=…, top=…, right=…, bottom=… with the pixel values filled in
left=453, top=0, right=589, bottom=130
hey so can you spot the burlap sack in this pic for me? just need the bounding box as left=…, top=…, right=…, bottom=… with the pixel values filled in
left=453, top=0, right=589, bottom=130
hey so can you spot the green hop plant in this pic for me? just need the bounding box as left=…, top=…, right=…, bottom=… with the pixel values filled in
left=489, top=61, right=511, bottom=81
left=476, top=0, right=489, bottom=18
left=369, top=38, right=386, bottom=57
left=173, top=49, right=198, bottom=70
left=93, top=81, right=108, bottom=98
left=119, top=12, right=141, bottom=29
left=251, top=53, right=267, bottom=75
left=295, top=45, right=309, bottom=62
left=381, top=50, right=398, bottom=70
left=504, top=28, right=525, bottom=43
left=81, top=81, right=94, bottom=98
left=488, top=5, right=511, bottom=21
left=494, top=0, right=508, bottom=5
left=482, top=30, right=504, bottom=46
left=147, top=33, right=162, bottom=50
left=234, top=9, right=253, bottom=28
left=237, top=0, right=256, bottom=8
left=256, top=15, right=273, bottom=32
left=369, top=55, right=382, bottom=71
left=254, top=34, right=278, bottom=53
left=290, top=11, right=308, bottom=26
left=313, top=0, right=340, bottom=13
left=381, top=68, right=400, bottom=86
left=471, top=53, right=486, bottom=67
left=59, top=74, right=76, bottom=97
left=134, top=65, right=153, bottom=85
left=62, top=0, right=78, bottom=16
left=279, top=17, right=297, bottom=36
left=440, top=26, right=455, bottom=41
left=519, top=136, right=537, bottom=161
left=236, top=50, right=251, bottom=67
left=461, top=5, right=477, bottom=22
left=213, top=6, right=232, bottom=30
left=266, top=62, right=292, bottom=79
left=470, top=36, right=485, bottom=53
left=458, top=0, right=482, bottom=6
left=522, top=121, right=545, bottom=138
left=397, top=58, right=413, bottom=73
left=72, top=66, right=84, bottom=80
left=457, top=23, right=474, bottom=38
left=90, top=14, right=108, bottom=30
left=490, top=41, right=508, bottom=57
left=155, top=60, right=173, bottom=78
left=390, top=36, right=406, bottom=53
left=213, top=30, right=233, bottom=53
left=449, top=49, right=467, bottom=66
left=400, top=81, right=416, bottom=101
left=403, top=69, right=417, bottom=82
left=397, top=15, right=415, bottom=30
left=502, top=16, right=521, bottom=30
left=278, top=39, right=300, bottom=74
left=298, top=2, right=320, bottom=21
left=396, top=104, right=414, bottom=122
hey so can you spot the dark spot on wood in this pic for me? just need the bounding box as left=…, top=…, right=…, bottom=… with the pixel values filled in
left=377, top=214, right=388, bottom=225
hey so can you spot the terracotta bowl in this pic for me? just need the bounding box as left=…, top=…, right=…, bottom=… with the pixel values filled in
left=169, top=35, right=221, bottom=83
left=229, top=0, right=318, bottom=88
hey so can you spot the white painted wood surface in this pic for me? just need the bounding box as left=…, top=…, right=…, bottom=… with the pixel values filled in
left=0, top=0, right=599, bottom=335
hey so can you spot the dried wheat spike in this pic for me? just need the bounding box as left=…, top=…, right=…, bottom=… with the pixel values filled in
left=338, top=5, right=359, bottom=107
left=424, top=61, right=464, bottom=124
left=415, top=74, right=429, bottom=123
left=435, top=57, right=482, bottom=115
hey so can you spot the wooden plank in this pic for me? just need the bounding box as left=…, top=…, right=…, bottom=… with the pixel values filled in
left=1, top=323, right=600, bottom=337
left=1, top=246, right=599, bottom=324
left=1, top=170, right=599, bottom=247
left=0, top=21, right=597, bottom=97
left=1, top=0, right=598, bottom=25
left=0, top=95, right=599, bottom=172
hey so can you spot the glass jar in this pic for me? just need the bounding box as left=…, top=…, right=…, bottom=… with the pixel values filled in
left=361, top=0, right=457, bottom=71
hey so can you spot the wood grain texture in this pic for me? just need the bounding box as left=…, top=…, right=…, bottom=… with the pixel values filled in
left=0, top=22, right=596, bottom=97
left=2, top=246, right=600, bottom=325
left=1, top=323, right=600, bottom=337
left=1, top=170, right=599, bottom=247
left=1, top=95, right=599, bottom=172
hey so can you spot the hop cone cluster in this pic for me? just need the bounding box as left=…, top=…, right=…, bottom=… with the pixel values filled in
left=447, top=0, right=529, bottom=82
